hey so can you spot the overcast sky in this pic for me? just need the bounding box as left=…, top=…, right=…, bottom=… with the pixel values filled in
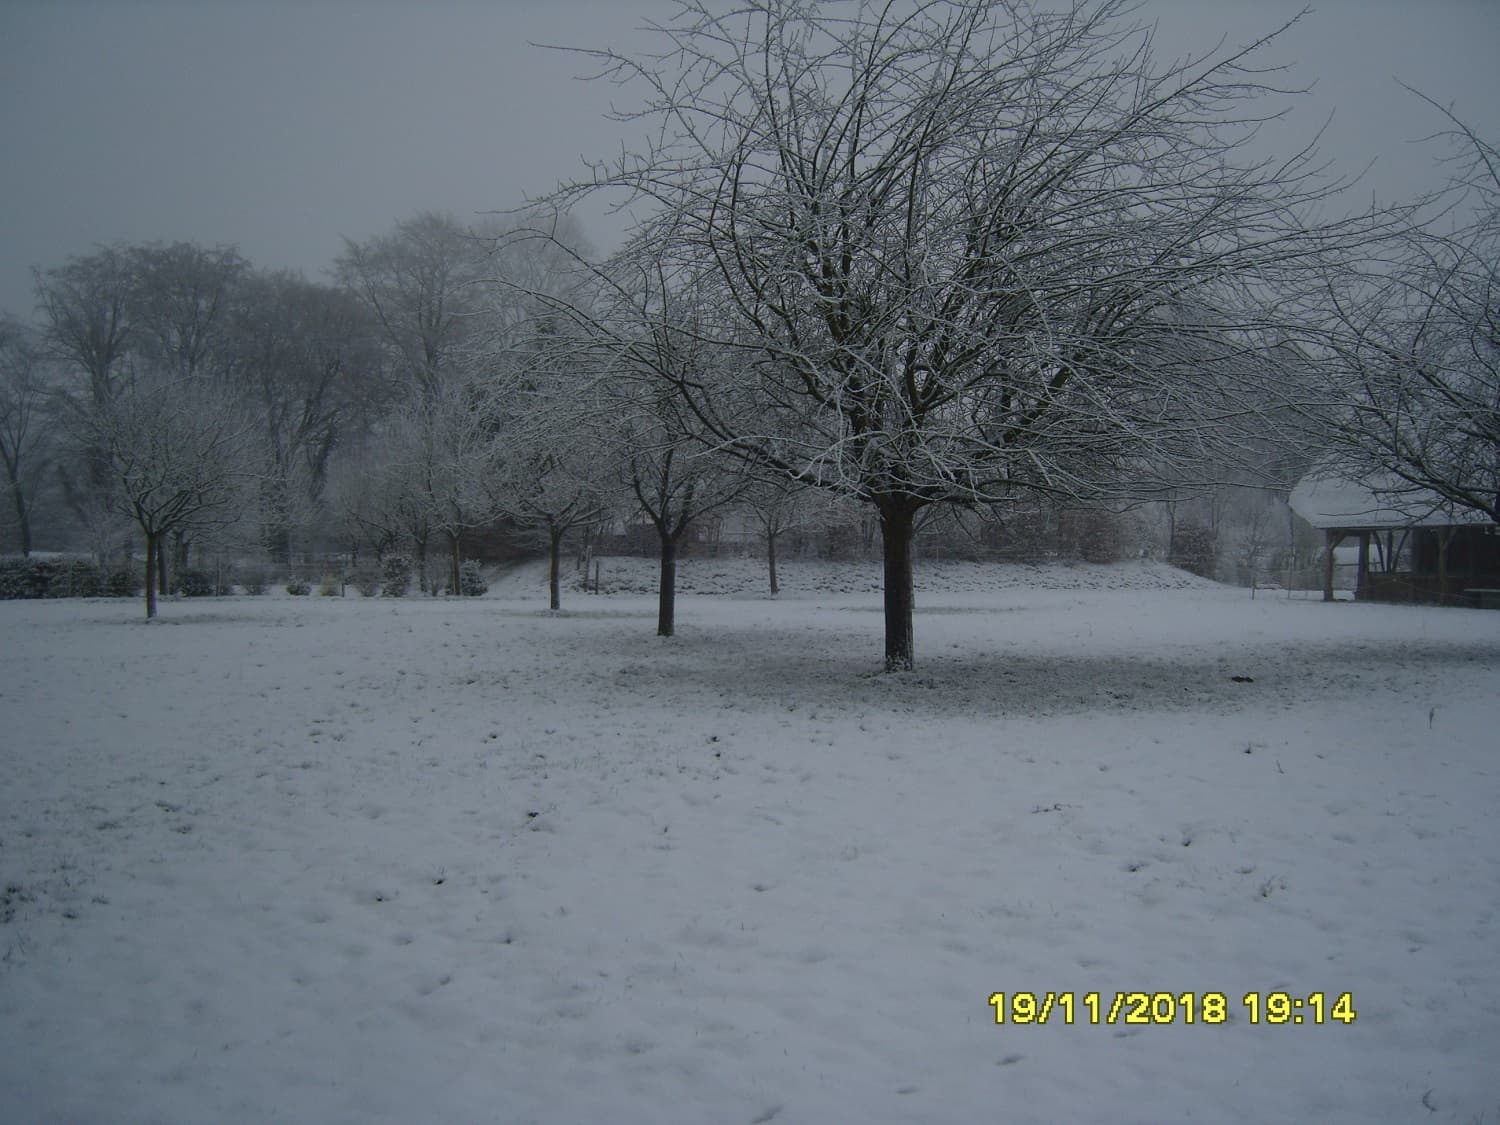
left=2, top=0, right=1497, bottom=319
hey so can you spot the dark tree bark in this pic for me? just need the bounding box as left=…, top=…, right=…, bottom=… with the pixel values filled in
left=144, top=532, right=160, bottom=619
left=766, top=527, right=779, bottom=597
left=657, top=530, right=678, bottom=637
left=548, top=523, right=565, bottom=611
left=878, top=498, right=920, bottom=672
left=5, top=476, right=30, bottom=556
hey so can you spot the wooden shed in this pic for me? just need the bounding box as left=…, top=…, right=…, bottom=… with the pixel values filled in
left=1289, top=471, right=1500, bottom=606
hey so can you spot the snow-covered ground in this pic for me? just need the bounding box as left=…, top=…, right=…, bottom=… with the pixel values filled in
left=2, top=559, right=1497, bottom=1124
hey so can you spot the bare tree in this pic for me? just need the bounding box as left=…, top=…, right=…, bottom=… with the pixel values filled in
left=1320, top=102, right=1499, bottom=522
left=228, top=271, right=385, bottom=564
left=89, top=374, right=251, bottom=618
left=544, top=0, right=1377, bottom=669
left=336, top=212, right=489, bottom=400
left=129, top=242, right=248, bottom=379
left=0, top=317, right=53, bottom=556
left=502, top=380, right=618, bottom=611
left=33, top=245, right=135, bottom=413
left=34, top=246, right=138, bottom=546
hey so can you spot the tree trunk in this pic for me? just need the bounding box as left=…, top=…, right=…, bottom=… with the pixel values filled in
left=657, top=532, right=678, bottom=637
left=6, top=476, right=31, bottom=557
left=766, top=528, right=779, bottom=596
left=549, top=524, right=564, bottom=611
left=157, top=539, right=169, bottom=596
left=878, top=498, right=919, bottom=671
left=448, top=531, right=461, bottom=595
left=144, top=532, right=159, bottom=619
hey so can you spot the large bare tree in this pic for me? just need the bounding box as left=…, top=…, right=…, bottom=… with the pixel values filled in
left=543, top=0, right=1378, bottom=669
left=1319, top=102, right=1499, bottom=522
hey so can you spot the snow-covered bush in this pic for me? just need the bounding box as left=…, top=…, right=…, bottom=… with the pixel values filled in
left=1171, top=523, right=1219, bottom=579
left=239, top=570, right=268, bottom=595
left=352, top=572, right=381, bottom=597
left=285, top=578, right=311, bottom=596
left=317, top=573, right=341, bottom=597
left=0, top=557, right=103, bottom=599
left=104, top=568, right=141, bottom=598
left=381, top=555, right=412, bottom=597
left=175, top=569, right=214, bottom=597
left=457, top=559, right=487, bottom=597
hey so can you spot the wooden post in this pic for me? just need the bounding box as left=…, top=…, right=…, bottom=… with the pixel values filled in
left=1322, top=530, right=1342, bottom=602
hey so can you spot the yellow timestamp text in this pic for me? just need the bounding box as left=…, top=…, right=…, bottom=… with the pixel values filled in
left=987, top=991, right=1357, bottom=1026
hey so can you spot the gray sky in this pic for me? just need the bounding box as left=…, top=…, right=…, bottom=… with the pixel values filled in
left=2, top=0, right=1497, bottom=319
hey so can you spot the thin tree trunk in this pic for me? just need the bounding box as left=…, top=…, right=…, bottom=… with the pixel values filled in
left=7, top=477, right=31, bottom=557
left=549, top=524, right=564, bottom=611
left=657, top=532, right=678, bottom=637
left=878, top=498, right=919, bottom=671
left=766, top=528, right=779, bottom=596
left=157, top=539, right=168, bottom=596
left=448, top=531, right=461, bottom=595
left=144, top=533, right=159, bottom=619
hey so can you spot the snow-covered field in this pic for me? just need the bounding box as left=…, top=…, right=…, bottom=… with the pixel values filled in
left=2, top=559, right=1497, bottom=1124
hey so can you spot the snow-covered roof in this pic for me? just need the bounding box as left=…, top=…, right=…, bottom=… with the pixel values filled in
left=1289, top=470, right=1494, bottom=530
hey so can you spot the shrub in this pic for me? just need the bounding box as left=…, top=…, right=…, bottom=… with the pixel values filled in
left=352, top=572, right=381, bottom=597
left=240, top=570, right=268, bottom=595
left=176, top=569, right=215, bottom=597
left=62, top=559, right=102, bottom=597
left=317, top=573, right=342, bottom=597
left=1171, top=522, right=1219, bottom=579
left=0, top=557, right=104, bottom=599
left=458, top=559, right=488, bottom=597
left=381, top=555, right=412, bottom=597
left=285, top=578, right=311, bottom=596
left=104, top=568, right=142, bottom=598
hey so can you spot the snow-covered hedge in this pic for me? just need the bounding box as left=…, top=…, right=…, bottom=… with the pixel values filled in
left=0, top=557, right=109, bottom=599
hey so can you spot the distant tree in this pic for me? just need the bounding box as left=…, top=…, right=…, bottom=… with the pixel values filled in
left=336, top=212, right=488, bottom=400
left=614, top=361, right=749, bottom=638
left=33, top=245, right=135, bottom=413
left=0, top=317, right=53, bottom=556
left=228, top=271, right=385, bottom=564
left=128, top=242, right=248, bottom=379
left=741, top=476, right=827, bottom=596
left=543, top=0, right=1380, bottom=669
left=34, top=246, right=137, bottom=545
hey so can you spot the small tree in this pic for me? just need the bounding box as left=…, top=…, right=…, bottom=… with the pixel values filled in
left=90, top=374, right=250, bottom=618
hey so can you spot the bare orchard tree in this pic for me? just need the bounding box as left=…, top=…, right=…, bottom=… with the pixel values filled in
left=586, top=307, right=750, bottom=636
left=1320, top=104, right=1499, bottom=522
left=372, top=383, right=508, bottom=594
left=501, top=378, right=618, bottom=612
left=544, top=0, right=1379, bottom=669
left=89, top=374, right=251, bottom=618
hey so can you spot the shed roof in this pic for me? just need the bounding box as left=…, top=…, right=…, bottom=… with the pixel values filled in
left=1289, top=471, right=1494, bottom=531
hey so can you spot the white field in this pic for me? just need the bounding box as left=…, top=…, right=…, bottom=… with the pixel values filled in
left=2, top=559, right=1498, bottom=1124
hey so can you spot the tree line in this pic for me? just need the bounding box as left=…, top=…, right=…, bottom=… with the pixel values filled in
left=2, top=0, right=1495, bottom=667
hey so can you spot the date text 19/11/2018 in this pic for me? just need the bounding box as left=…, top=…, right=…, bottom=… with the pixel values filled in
left=987, top=991, right=1357, bottom=1026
